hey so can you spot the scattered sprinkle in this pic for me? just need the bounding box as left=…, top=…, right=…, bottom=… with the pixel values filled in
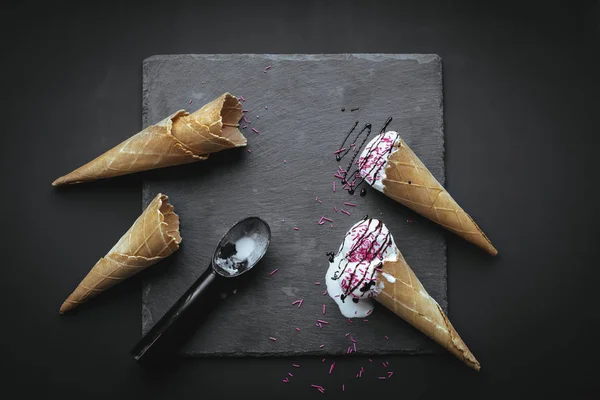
left=387, top=372, right=394, bottom=378
left=363, top=319, right=368, bottom=322
left=323, top=290, right=327, bottom=296
left=247, top=149, right=251, bottom=153
left=188, top=99, right=193, bottom=104
left=369, top=359, right=373, bottom=363
left=239, top=96, right=246, bottom=102
left=242, top=125, right=247, bottom=129
left=378, top=377, right=386, bottom=380
left=269, top=337, right=277, bottom=341
left=293, top=227, right=299, bottom=231
left=347, top=346, right=352, bottom=354
left=322, top=358, right=326, bottom=362
left=243, top=116, right=250, bottom=123
left=315, top=195, right=319, bottom=202
left=329, top=362, right=336, bottom=374
left=334, top=148, right=347, bottom=155
left=343, top=202, right=356, bottom=207
left=202, top=81, right=205, bottom=84
left=292, top=364, right=300, bottom=368
left=333, top=206, right=339, bottom=212
left=353, top=342, right=357, bottom=352
left=315, top=281, right=321, bottom=285
left=350, top=337, right=356, bottom=343
left=295, top=327, right=300, bottom=332
left=348, top=319, right=353, bottom=324
left=268, top=268, right=279, bottom=276
left=264, top=65, right=272, bottom=72
left=330, top=224, right=334, bottom=228
left=384, top=335, right=389, bottom=340
left=341, top=209, right=351, bottom=216
left=342, top=384, right=345, bottom=392
left=345, top=333, right=350, bottom=337
left=282, top=379, right=288, bottom=383
left=283, top=160, right=286, bottom=163
left=333, top=181, right=336, bottom=192
left=292, top=299, right=302, bottom=306
left=407, top=219, right=413, bottom=223
left=289, top=372, right=294, bottom=377
left=317, top=319, right=329, bottom=324
left=322, top=217, right=333, bottom=222
left=322, top=304, right=326, bottom=315
left=252, top=128, right=260, bottom=134
left=366, top=309, right=372, bottom=316
left=242, top=109, right=249, bottom=113
left=320, top=344, right=325, bottom=348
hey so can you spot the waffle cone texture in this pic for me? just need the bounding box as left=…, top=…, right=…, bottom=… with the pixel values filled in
left=59, top=193, right=181, bottom=313
left=53, top=93, right=245, bottom=186
left=376, top=251, right=480, bottom=370
left=382, top=138, right=497, bottom=255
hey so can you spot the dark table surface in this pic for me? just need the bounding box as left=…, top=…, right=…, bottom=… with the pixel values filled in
left=2, top=1, right=599, bottom=399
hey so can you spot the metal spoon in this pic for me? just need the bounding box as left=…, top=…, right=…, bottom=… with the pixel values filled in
left=131, top=216, right=271, bottom=363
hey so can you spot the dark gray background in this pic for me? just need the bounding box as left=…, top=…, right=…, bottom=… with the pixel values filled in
left=141, top=54, right=447, bottom=356
left=2, top=1, right=599, bottom=399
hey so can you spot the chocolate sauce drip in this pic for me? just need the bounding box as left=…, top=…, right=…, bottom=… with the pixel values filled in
left=336, top=121, right=370, bottom=162
left=337, top=117, right=392, bottom=196
left=326, top=251, right=335, bottom=262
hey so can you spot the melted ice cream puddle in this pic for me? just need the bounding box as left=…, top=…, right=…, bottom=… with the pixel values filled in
left=358, top=131, right=400, bottom=192
left=326, top=218, right=398, bottom=318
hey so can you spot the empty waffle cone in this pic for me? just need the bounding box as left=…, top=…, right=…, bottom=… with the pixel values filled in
left=382, top=138, right=497, bottom=255
left=52, top=93, right=245, bottom=186
left=59, top=193, right=181, bottom=314
left=376, top=252, right=481, bottom=370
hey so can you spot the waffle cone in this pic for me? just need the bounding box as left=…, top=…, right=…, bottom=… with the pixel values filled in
left=382, top=138, right=497, bottom=255
left=59, top=193, right=181, bottom=314
left=376, top=252, right=481, bottom=370
left=52, top=93, right=245, bottom=186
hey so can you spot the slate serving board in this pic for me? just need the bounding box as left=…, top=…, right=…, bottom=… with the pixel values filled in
left=141, top=54, right=446, bottom=357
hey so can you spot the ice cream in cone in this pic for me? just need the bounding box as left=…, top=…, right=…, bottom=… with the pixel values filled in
left=53, top=93, right=246, bottom=186
left=325, top=218, right=480, bottom=370
left=357, top=131, right=497, bottom=255
left=59, top=193, right=181, bottom=314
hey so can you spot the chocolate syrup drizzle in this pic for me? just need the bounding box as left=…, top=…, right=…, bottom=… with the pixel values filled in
left=334, top=117, right=393, bottom=194
left=329, top=218, right=393, bottom=303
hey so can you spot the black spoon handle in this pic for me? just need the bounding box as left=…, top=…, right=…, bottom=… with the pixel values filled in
left=131, top=264, right=221, bottom=363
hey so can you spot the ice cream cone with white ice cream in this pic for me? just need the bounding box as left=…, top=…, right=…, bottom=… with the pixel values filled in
left=356, top=131, right=497, bottom=255
left=326, top=218, right=480, bottom=370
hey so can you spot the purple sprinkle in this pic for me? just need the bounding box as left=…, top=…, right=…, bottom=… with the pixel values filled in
left=252, top=128, right=260, bottom=134
left=269, top=337, right=277, bottom=341
left=385, top=335, right=389, bottom=340
left=320, top=344, right=325, bottom=348
left=295, top=327, right=300, bottom=332
left=292, top=364, right=300, bottom=368
left=269, top=268, right=279, bottom=276
left=378, top=377, right=386, bottom=380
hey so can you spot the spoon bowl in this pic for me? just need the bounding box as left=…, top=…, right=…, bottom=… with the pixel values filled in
left=213, top=217, right=271, bottom=277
